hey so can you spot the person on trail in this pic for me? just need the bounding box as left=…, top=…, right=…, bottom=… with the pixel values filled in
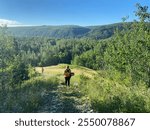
left=42, top=67, right=44, bottom=73
left=64, top=66, right=71, bottom=86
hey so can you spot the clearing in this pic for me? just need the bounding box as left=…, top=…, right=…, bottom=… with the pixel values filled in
left=35, top=64, right=97, bottom=112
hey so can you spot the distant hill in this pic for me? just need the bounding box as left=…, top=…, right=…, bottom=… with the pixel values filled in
left=8, top=23, right=128, bottom=39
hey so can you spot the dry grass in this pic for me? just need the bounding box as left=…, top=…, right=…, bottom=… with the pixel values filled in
left=35, top=64, right=98, bottom=79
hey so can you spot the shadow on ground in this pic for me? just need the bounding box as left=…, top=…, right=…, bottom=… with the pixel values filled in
left=38, top=86, right=88, bottom=113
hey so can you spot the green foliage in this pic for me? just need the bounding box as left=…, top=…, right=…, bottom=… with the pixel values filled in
left=11, top=59, right=29, bottom=86
left=72, top=40, right=108, bottom=69
left=28, top=65, right=39, bottom=78
left=0, top=3, right=150, bottom=113
left=7, top=24, right=126, bottom=39
left=135, top=3, right=150, bottom=22
left=104, top=21, right=150, bottom=86
left=0, top=77, right=59, bottom=112
left=73, top=50, right=96, bottom=69
left=80, top=74, right=150, bottom=112
left=0, top=26, right=15, bottom=93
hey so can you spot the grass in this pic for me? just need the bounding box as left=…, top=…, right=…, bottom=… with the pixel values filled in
left=35, top=64, right=150, bottom=112
left=0, top=64, right=95, bottom=112
left=80, top=71, right=150, bottom=112
left=0, top=76, right=59, bottom=112
left=35, top=64, right=98, bottom=86
left=3, top=64, right=149, bottom=113
left=36, top=64, right=98, bottom=77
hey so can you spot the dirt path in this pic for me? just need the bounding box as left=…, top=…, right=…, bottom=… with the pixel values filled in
left=36, top=64, right=94, bottom=113
left=38, top=85, right=92, bottom=113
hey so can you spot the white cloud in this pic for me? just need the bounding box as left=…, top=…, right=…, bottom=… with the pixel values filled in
left=0, top=19, right=21, bottom=26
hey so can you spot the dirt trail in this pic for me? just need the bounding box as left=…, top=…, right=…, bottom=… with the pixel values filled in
left=36, top=64, right=94, bottom=113
left=38, top=85, right=92, bottom=113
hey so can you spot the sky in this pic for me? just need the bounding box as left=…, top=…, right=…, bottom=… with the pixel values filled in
left=0, top=0, right=149, bottom=26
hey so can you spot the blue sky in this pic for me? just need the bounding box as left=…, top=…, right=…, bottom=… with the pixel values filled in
left=0, top=0, right=149, bottom=26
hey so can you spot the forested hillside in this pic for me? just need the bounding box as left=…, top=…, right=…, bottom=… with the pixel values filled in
left=0, top=3, right=150, bottom=112
left=8, top=23, right=126, bottom=39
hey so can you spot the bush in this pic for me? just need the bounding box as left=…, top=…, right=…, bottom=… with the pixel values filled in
left=81, top=74, right=150, bottom=113
left=0, top=76, right=59, bottom=112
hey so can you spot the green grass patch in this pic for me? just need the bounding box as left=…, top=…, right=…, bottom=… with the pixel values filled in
left=0, top=76, right=59, bottom=112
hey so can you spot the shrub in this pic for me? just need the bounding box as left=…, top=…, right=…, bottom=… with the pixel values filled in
left=0, top=76, right=59, bottom=112
left=81, top=75, right=150, bottom=113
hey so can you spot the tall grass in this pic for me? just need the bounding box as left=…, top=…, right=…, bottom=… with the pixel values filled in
left=80, top=71, right=150, bottom=113
left=0, top=76, right=59, bottom=112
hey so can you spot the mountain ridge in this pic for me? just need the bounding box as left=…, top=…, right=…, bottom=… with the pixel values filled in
left=7, top=22, right=129, bottom=39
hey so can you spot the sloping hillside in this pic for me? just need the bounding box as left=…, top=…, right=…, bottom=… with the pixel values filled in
left=36, top=64, right=97, bottom=76
left=35, top=64, right=150, bottom=113
left=36, top=64, right=98, bottom=85
left=8, top=25, right=90, bottom=38
left=35, top=64, right=97, bottom=112
left=1, top=63, right=149, bottom=113
left=8, top=23, right=127, bottom=39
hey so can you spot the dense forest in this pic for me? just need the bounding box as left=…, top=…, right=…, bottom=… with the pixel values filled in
left=0, top=3, right=150, bottom=112
left=8, top=23, right=125, bottom=39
